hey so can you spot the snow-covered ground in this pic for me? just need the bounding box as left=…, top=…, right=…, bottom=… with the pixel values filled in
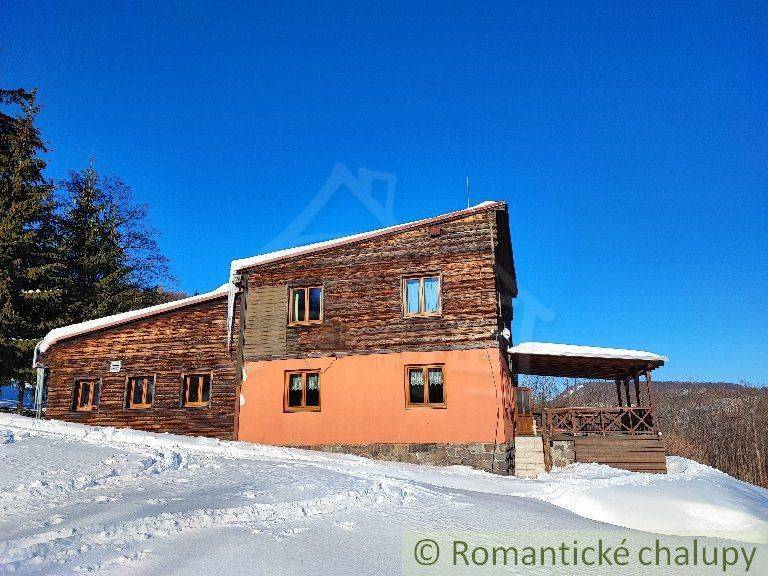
left=1, top=414, right=766, bottom=575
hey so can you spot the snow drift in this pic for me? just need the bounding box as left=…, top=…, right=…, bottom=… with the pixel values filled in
left=1, top=414, right=766, bottom=575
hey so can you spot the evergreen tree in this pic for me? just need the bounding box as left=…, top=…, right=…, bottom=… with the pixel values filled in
left=0, top=88, right=61, bottom=410
left=58, top=162, right=172, bottom=325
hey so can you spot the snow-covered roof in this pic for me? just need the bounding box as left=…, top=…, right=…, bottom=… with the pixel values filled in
left=228, top=200, right=504, bottom=274
left=34, top=284, right=231, bottom=365
left=509, top=342, right=667, bottom=362
left=225, top=200, right=506, bottom=345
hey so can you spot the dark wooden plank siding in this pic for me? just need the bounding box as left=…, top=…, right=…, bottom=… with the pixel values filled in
left=242, top=207, right=509, bottom=360
left=43, top=296, right=238, bottom=440
left=574, top=436, right=667, bottom=473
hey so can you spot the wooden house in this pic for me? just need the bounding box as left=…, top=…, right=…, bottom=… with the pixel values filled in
left=37, top=285, right=239, bottom=439
left=35, top=200, right=668, bottom=475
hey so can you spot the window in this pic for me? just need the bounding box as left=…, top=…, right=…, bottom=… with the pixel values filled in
left=71, top=378, right=100, bottom=411
left=284, top=371, right=320, bottom=411
left=181, top=373, right=212, bottom=407
left=126, top=376, right=154, bottom=409
left=405, top=365, right=445, bottom=408
left=289, top=286, right=323, bottom=325
left=403, top=275, right=441, bottom=316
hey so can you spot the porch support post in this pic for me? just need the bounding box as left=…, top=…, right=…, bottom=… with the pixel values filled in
left=645, top=368, right=658, bottom=434
left=623, top=377, right=631, bottom=408
left=633, top=374, right=642, bottom=407
left=615, top=378, right=624, bottom=406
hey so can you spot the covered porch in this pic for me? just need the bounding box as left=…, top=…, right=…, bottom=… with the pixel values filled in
left=508, top=342, right=668, bottom=473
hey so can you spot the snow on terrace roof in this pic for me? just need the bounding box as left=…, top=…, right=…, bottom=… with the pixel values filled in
left=508, top=342, right=667, bottom=379
left=34, top=283, right=232, bottom=366
left=508, top=342, right=667, bottom=362
left=228, top=200, right=505, bottom=274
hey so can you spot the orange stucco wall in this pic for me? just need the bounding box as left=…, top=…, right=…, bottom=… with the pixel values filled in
left=237, top=348, right=514, bottom=446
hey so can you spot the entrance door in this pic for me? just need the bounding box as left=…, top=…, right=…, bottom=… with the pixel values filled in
left=514, top=387, right=534, bottom=435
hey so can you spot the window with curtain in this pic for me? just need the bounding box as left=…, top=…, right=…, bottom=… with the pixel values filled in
left=402, top=275, right=441, bottom=316
left=405, top=365, right=445, bottom=407
left=181, top=373, right=212, bottom=407
left=71, top=378, right=100, bottom=412
left=289, top=286, right=323, bottom=325
left=285, top=371, right=321, bottom=411
left=126, top=376, right=155, bottom=409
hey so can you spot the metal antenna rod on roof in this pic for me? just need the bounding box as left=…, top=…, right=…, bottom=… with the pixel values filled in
left=466, top=177, right=470, bottom=209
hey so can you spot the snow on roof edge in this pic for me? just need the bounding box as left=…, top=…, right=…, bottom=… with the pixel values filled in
left=508, top=341, right=667, bottom=363
left=34, top=283, right=232, bottom=365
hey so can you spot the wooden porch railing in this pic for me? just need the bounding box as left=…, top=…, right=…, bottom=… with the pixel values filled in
left=545, top=406, right=656, bottom=437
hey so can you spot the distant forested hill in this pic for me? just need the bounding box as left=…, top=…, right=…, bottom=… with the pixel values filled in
left=553, top=380, right=768, bottom=487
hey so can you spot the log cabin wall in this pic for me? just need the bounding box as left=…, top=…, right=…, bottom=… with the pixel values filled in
left=241, top=205, right=515, bottom=360
left=43, top=295, right=239, bottom=440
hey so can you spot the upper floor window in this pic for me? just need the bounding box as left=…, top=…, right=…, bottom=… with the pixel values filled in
left=182, top=373, right=212, bottom=407
left=126, top=375, right=154, bottom=410
left=403, top=275, right=441, bottom=317
left=406, top=365, right=445, bottom=408
left=71, top=378, right=100, bottom=412
left=285, top=370, right=320, bottom=411
left=289, top=286, right=323, bottom=325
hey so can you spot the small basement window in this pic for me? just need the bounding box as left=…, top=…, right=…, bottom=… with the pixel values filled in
left=285, top=371, right=320, bottom=411
left=71, top=378, right=100, bottom=411
left=126, top=376, right=155, bottom=409
left=403, top=275, right=441, bottom=316
left=289, top=286, right=323, bottom=325
left=406, top=365, right=445, bottom=408
left=181, top=373, right=212, bottom=407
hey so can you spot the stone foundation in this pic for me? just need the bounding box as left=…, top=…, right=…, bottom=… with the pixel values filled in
left=295, top=442, right=514, bottom=475
left=550, top=439, right=576, bottom=468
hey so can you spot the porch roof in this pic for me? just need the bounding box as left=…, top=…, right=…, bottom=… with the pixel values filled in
left=508, top=342, right=667, bottom=379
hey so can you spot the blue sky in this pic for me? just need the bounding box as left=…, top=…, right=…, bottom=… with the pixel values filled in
left=3, top=2, right=766, bottom=383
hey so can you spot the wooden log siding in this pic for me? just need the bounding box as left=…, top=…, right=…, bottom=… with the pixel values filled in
left=242, top=208, right=511, bottom=360
left=44, top=296, right=239, bottom=440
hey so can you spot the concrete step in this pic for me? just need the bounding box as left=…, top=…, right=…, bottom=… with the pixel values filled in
left=513, top=436, right=546, bottom=478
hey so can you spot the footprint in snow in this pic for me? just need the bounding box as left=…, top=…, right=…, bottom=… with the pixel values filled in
left=275, top=526, right=310, bottom=539
left=94, top=495, right=117, bottom=503
left=0, top=430, right=19, bottom=444
left=145, top=497, right=184, bottom=504
left=239, top=490, right=265, bottom=499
